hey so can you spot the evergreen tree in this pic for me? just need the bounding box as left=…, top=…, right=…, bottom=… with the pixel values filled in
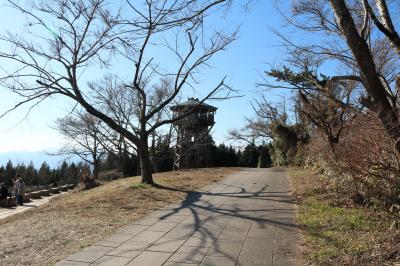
left=66, top=162, right=79, bottom=184
left=258, top=145, right=272, bottom=168
left=0, top=166, right=5, bottom=184
left=50, top=168, right=60, bottom=186
left=15, top=163, right=27, bottom=184
left=15, top=163, right=26, bottom=176
left=24, top=162, right=37, bottom=186
left=4, top=160, right=15, bottom=187
left=236, top=150, right=242, bottom=166
left=240, top=143, right=260, bottom=167
left=122, top=152, right=138, bottom=176
left=152, top=137, right=173, bottom=173
left=38, top=162, right=52, bottom=185
left=103, top=153, right=120, bottom=172
left=58, top=161, right=69, bottom=185
left=228, top=146, right=239, bottom=166
left=211, top=144, right=240, bottom=167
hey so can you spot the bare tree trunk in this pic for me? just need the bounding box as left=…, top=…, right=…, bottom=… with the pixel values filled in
left=150, top=131, right=156, bottom=156
left=330, top=0, right=400, bottom=152
left=138, top=136, right=154, bottom=184
left=328, top=136, right=339, bottom=153
left=93, top=137, right=99, bottom=179
left=364, top=0, right=400, bottom=54
left=150, top=131, right=158, bottom=173
left=93, top=161, right=100, bottom=179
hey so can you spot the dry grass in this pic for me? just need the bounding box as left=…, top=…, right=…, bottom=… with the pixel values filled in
left=0, top=168, right=237, bottom=266
left=289, top=168, right=400, bottom=266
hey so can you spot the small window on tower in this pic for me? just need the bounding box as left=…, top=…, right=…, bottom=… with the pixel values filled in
left=191, top=136, right=195, bottom=142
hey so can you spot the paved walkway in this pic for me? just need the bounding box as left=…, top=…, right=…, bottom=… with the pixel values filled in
left=56, top=168, right=302, bottom=266
left=0, top=191, right=69, bottom=220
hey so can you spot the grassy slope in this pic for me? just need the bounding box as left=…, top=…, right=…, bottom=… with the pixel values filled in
left=289, top=168, right=400, bottom=266
left=0, top=168, right=237, bottom=265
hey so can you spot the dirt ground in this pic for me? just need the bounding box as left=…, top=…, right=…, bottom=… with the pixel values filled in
left=0, top=168, right=237, bottom=266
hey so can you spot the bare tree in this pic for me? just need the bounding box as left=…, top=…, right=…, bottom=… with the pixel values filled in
left=362, top=0, right=400, bottom=55
left=273, top=0, right=400, bottom=152
left=0, top=0, right=236, bottom=184
left=264, top=63, right=362, bottom=149
left=329, top=0, right=400, bottom=150
left=229, top=95, right=309, bottom=166
left=228, top=100, right=283, bottom=144
left=298, top=88, right=351, bottom=149
left=55, top=111, right=106, bottom=178
left=229, top=96, right=292, bottom=144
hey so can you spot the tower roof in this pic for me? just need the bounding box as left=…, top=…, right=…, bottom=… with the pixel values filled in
left=170, top=98, right=217, bottom=112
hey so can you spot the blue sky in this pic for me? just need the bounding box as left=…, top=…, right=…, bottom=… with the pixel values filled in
left=0, top=0, right=287, bottom=156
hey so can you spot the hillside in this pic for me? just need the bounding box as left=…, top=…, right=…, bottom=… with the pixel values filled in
left=0, top=168, right=236, bottom=265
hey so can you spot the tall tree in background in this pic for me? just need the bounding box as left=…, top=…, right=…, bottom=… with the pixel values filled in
left=229, top=95, right=310, bottom=166
left=264, top=67, right=359, bottom=150
left=55, top=111, right=106, bottom=179
left=362, top=0, right=400, bottom=55
left=258, top=145, right=272, bottom=168
left=0, top=0, right=236, bottom=184
left=211, top=144, right=239, bottom=167
left=58, top=161, right=70, bottom=185
left=23, top=162, right=37, bottom=186
left=66, top=162, right=79, bottom=184
left=3, top=160, right=15, bottom=187
left=239, top=143, right=259, bottom=167
left=229, top=96, right=289, bottom=143
left=273, top=0, right=400, bottom=151
left=329, top=0, right=400, bottom=150
left=38, top=162, right=51, bottom=185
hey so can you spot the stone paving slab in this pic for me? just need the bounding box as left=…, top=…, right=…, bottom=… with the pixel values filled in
left=207, top=241, right=243, bottom=258
left=55, top=260, right=90, bottom=266
left=163, top=227, right=195, bottom=240
left=126, top=251, right=172, bottom=266
left=64, top=245, right=114, bottom=263
left=247, top=222, right=275, bottom=238
left=127, top=231, right=165, bottom=244
left=107, top=242, right=150, bottom=257
left=163, top=262, right=197, bottom=266
left=117, top=224, right=149, bottom=236
left=92, top=255, right=133, bottom=266
left=146, top=222, right=179, bottom=232
left=168, top=251, right=206, bottom=264
left=201, top=255, right=236, bottom=266
left=147, top=238, right=186, bottom=252
left=56, top=168, right=302, bottom=266
left=237, top=255, right=273, bottom=266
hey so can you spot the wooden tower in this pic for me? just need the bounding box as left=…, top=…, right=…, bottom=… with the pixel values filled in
left=171, top=98, right=217, bottom=170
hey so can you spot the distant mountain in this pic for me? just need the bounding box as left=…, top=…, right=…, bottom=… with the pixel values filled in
left=0, top=150, right=75, bottom=168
